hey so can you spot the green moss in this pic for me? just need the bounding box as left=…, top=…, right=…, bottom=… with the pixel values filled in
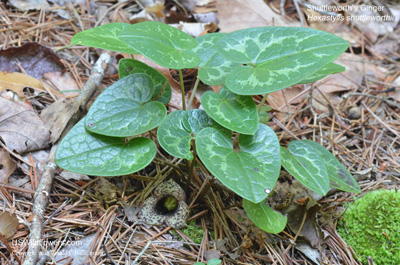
left=337, top=189, right=400, bottom=264
left=171, top=221, right=205, bottom=244
left=182, top=221, right=204, bottom=244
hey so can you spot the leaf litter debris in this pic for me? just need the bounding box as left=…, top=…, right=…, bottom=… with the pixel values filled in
left=0, top=0, right=399, bottom=264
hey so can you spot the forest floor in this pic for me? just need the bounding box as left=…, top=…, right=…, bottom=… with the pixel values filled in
left=0, top=0, right=399, bottom=264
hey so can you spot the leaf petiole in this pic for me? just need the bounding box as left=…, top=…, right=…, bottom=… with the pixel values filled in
left=178, top=69, right=186, bottom=110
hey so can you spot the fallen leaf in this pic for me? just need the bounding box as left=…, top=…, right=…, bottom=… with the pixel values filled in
left=0, top=71, right=46, bottom=98
left=216, top=0, right=298, bottom=33
left=0, top=148, right=17, bottom=183
left=171, top=22, right=218, bottom=37
left=349, top=5, right=400, bottom=43
left=204, top=249, right=221, bottom=261
left=0, top=97, right=50, bottom=154
left=210, top=239, right=239, bottom=259
left=287, top=205, right=322, bottom=248
left=180, top=0, right=197, bottom=12
left=0, top=212, right=19, bottom=239
left=120, top=201, right=140, bottom=222
left=9, top=0, right=50, bottom=11
left=0, top=42, right=65, bottom=79
left=371, top=37, right=400, bottom=57
left=193, top=12, right=218, bottom=24
left=54, top=234, right=96, bottom=265
left=21, top=150, right=49, bottom=174
left=268, top=180, right=324, bottom=247
left=312, top=53, right=386, bottom=112
left=295, top=242, right=322, bottom=265
left=267, top=86, right=304, bottom=120
left=59, top=171, right=90, bottom=181
left=43, top=71, right=80, bottom=97
left=96, top=178, right=118, bottom=203
left=169, top=87, right=184, bottom=110
left=145, top=1, right=166, bottom=17
left=40, top=98, right=76, bottom=143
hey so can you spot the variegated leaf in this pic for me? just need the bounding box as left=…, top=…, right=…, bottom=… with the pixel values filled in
left=215, top=27, right=349, bottom=95
left=201, top=86, right=258, bottom=135
left=71, top=23, right=138, bottom=54
left=118, top=58, right=171, bottom=104
left=86, top=73, right=166, bottom=137
left=119, top=21, right=200, bottom=69
left=192, top=33, right=240, bottom=85
left=196, top=124, right=280, bottom=203
left=281, top=142, right=329, bottom=195
left=297, top=62, right=345, bottom=84
left=243, top=199, right=287, bottom=233
left=56, top=118, right=156, bottom=176
left=301, top=140, right=360, bottom=193
left=157, top=110, right=226, bottom=160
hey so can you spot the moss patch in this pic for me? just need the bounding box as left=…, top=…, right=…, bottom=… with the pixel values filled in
left=337, top=189, right=400, bottom=264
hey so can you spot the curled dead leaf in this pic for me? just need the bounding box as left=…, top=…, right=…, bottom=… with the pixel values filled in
left=0, top=97, right=50, bottom=153
left=0, top=148, right=17, bottom=184
left=0, top=71, right=46, bottom=98
left=0, top=212, right=19, bottom=239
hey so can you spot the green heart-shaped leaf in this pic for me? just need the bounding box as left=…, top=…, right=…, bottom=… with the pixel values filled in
left=280, top=142, right=329, bottom=195
left=300, top=140, right=360, bottom=193
left=243, top=199, right=287, bottom=234
left=119, top=21, right=200, bottom=69
left=192, top=33, right=240, bottom=85
left=215, top=27, right=349, bottom=95
left=297, top=62, right=345, bottom=84
left=118, top=58, right=171, bottom=104
left=86, top=73, right=166, bottom=137
left=201, top=86, right=258, bottom=135
left=55, top=118, right=156, bottom=176
left=196, top=124, right=280, bottom=203
left=71, top=23, right=138, bottom=54
left=157, top=109, right=226, bottom=160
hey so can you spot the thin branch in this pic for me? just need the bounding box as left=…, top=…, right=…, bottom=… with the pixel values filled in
left=22, top=53, right=111, bottom=265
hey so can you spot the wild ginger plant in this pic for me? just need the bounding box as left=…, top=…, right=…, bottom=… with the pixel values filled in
left=55, top=21, right=361, bottom=233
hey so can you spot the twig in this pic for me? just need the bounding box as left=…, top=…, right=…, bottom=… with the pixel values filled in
left=272, top=117, right=300, bottom=140
left=361, top=102, right=400, bottom=138
left=132, top=241, right=152, bottom=264
left=22, top=53, right=111, bottom=265
left=293, top=0, right=305, bottom=27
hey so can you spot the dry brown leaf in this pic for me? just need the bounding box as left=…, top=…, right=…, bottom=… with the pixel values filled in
left=169, top=88, right=184, bottom=110
left=42, top=71, right=80, bottom=97
left=0, top=90, right=35, bottom=111
left=0, top=148, right=17, bottom=183
left=216, top=0, right=298, bottom=32
left=312, top=53, right=386, bottom=112
left=54, top=234, right=96, bottom=265
left=146, top=1, right=166, bottom=17
left=267, top=86, right=305, bottom=120
left=0, top=71, right=46, bottom=98
left=9, top=0, right=50, bottom=11
left=349, top=5, right=400, bottom=43
left=40, top=99, right=76, bottom=143
left=0, top=97, right=50, bottom=154
left=172, top=22, right=218, bottom=37
left=0, top=212, right=18, bottom=239
left=0, top=42, right=65, bottom=79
